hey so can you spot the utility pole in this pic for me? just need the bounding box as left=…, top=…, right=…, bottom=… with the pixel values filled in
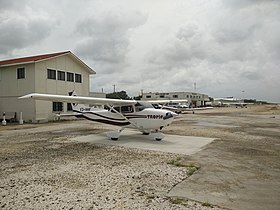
left=113, top=84, right=116, bottom=93
left=194, top=82, right=196, bottom=92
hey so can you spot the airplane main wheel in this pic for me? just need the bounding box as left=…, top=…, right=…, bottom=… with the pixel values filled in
left=155, top=138, right=162, bottom=141
left=111, top=138, right=118, bottom=141
left=142, top=132, right=150, bottom=135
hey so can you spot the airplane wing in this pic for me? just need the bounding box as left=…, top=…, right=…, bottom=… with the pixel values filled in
left=19, top=93, right=137, bottom=106
left=185, top=107, right=214, bottom=110
left=144, top=99, right=188, bottom=104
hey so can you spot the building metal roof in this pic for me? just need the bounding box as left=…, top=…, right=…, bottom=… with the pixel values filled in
left=0, top=51, right=95, bottom=74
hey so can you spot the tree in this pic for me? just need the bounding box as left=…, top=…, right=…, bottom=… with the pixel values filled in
left=106, top=91, right=131, bottom=100
left=133, top=95, right=142, bottom=100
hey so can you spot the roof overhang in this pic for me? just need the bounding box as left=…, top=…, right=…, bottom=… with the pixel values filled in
left=0, top=51, right=96, bottom=74
left=67, top=52, right=96, bottom=74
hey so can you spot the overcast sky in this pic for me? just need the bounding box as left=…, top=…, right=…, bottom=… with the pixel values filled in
left=0, top=0, right=279, bottom=102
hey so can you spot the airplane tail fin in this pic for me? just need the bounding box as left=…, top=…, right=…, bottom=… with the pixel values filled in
left=68, top=91, right=91, bottom=112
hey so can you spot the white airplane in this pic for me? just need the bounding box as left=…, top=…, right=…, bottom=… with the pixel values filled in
left=213, top=97, right=251, bottom=108
left=152, top=102, right=213, bottom=113
left=19, top=92, right=188, bottom=141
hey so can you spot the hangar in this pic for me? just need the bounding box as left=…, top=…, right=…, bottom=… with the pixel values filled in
left=0, top=51, right=95, bottom=123
left=141, top=91, right=210, bottom=107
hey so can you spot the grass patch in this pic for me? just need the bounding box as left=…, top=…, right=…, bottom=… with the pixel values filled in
left=169, top=197, right=215, bottom=208
left=169, top=197, right=189, bottom=206
left=202, top=201, right=214, bottom=208
left=167, top=157, right=201, bottom=176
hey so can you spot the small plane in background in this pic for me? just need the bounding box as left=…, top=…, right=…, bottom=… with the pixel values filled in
left=19, top=92, right=188, bottom=141
left=213, top=97, right=251, bottom=108
left=152, top=101, right=213, bottom=114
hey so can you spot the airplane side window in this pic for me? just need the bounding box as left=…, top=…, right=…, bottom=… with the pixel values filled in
left=135, top=103, right=144, bottom=112
left=112, top=106, right=120, bottom=113
left=109, top=106, right=134, bottom=113
left=135, top=102, right=153, bottom=112
left=121, top=105, right=134, bottom=113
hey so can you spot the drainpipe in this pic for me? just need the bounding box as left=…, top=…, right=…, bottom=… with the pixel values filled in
left=19, top=112, right=23, bottom=125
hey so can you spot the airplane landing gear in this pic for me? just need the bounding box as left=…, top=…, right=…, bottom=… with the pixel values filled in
left=150, top=132, right=164, bottom=141
left=106, top=131, right=120, bottom=140
left=106, top=128, right=124, bottom=141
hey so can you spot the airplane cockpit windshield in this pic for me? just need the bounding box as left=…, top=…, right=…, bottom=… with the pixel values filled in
left=135, top=102, right=154, bottom=112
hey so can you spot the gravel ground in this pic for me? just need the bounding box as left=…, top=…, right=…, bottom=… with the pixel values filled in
left=0, top=104, right=279, bottom=209
left=0, top=120, right=220, bottom=209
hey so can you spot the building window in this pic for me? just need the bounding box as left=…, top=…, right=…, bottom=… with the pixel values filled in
left=57, top=71, right=65, bottom=81
left=160, top=95, right=164, bottom=98
left=67, top=72, right=74, bottom=82
left=17, top=67, right=25, bottom=79
left=186, top=95, right=189, bottom=98
left=75, top=73, right=82, bottom=83
left=67, top=103, right=73, bottom=111
left=146, top=95, right=151, bottom=98
left=53, top=102, right=63, bottom=112
left=47, top=69, right=56, bottom=80
left=173, top=95, right=178, bottom=98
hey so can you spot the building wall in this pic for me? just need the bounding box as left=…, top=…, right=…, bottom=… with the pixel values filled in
left=0, top=54, right=92, bottom=122
left=141, top=92, right=209, bottom=107
left=34, top=54, right=91, bottom=121
left=0, top=63, right=36, bottom=121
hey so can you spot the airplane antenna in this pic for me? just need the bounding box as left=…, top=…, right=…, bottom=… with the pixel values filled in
left=242, top=90, right=245, bottom=101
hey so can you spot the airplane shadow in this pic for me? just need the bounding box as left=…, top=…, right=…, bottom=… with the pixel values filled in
left=71, top=130, right=215, bottom=155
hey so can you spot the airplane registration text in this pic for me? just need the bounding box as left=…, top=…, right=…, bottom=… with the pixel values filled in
left=146, top=115, right=163, bottom=119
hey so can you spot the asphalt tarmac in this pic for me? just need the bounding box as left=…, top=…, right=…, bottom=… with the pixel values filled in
left=71, top=130, right=215, bottom=155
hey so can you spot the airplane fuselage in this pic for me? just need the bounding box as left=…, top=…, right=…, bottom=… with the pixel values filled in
left=75, top=108, right=175, bottom=132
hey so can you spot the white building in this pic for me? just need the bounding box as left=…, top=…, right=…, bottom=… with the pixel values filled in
left=0, top=51, right=95, bottom=122
left=141, top=91, right=209, bottom=107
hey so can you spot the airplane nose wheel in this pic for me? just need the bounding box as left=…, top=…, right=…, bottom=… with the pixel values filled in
left=106, top=130, right=122, bottom=141
left=150, top=132, right=164, bottom=141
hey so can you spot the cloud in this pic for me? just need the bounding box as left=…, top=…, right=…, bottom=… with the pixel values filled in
left=74, top=10, right=147, bottom=74
left=222, top=0, right=277, bottom=9
left=0, top=4, right=56, bottom=56
left=132, top=0, right=280, bottom=102
left=0, top=0, right=279, bottom=102
left=0, top=0, right=27, bottom=11
left=241, top=71, right=262, bottom=80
